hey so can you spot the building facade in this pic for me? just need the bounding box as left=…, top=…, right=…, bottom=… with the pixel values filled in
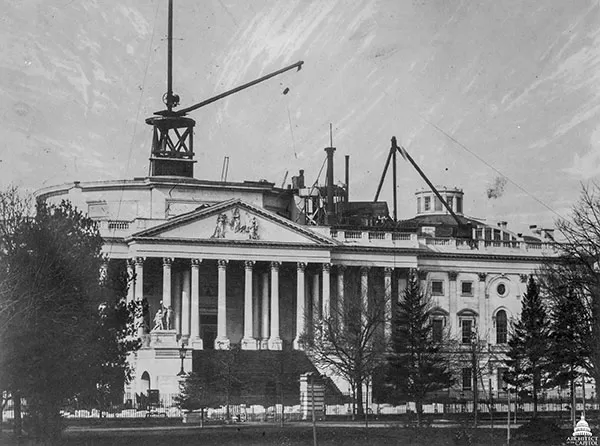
left=35, top=173, right=555, bottom=405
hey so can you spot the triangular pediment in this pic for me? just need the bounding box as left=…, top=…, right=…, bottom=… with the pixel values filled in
left=130, top=199, right=336, bottom=246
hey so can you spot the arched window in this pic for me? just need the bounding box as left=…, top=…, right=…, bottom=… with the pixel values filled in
left=141, top=371, right=151, bottom=391
left=496, top=310, right=507, bottom=344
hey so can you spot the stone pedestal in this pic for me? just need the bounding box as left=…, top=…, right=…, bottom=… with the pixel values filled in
left=215, top=338, right=231, bottom=350
left=190, top=337, right=204, bottom=350
left=268, top=338, right=283, bottom=350
left=241, top=337, right=258, bottom=350
left=149, top=330, right=178, bottom=348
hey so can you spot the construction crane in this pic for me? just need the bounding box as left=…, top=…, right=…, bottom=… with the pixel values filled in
left=374, top=136, right=471, bottom=237
left=146, top=0, right=304, bottom=178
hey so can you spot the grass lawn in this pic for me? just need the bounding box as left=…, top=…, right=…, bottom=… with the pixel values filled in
left=0, top=425, right=569, bottom=446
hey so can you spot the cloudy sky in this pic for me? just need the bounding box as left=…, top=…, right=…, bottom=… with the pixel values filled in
left=1, top=0, right=599, bottom=234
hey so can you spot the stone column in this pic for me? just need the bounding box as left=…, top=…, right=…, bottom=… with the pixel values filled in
left=269, top=261, right=283, bottom=350
left=253, top=271, right=260, bottom=340
left=181, top=267, right=191, bottom=339
left=322, top=263, right=331, bottom=320
left=312, top=271, right=320, bottom=323
left=448, top=271, right=458, bottom=339
left=293, top=262, right=306, bottom=350
left=242, top=261, right=258, bottom=350
left=162, top=258, right=173, bottom=326
left=134, top=257, right=144, bottom=301
left=215, top=260, right=230, bottom=349
left=478, top=273, right=487, bottom=336
left=173, top=270, right=181, bottom=335
left=384, top=267, right=393, bottom=341
left=190, top=259, right=203, bottom=349
left=360, top=266, right=370, bottom=326
left=337, top=265, right=346, bottom=331
left=261, top=271, right=270, bottom=349
left=134, top=257, right=145, bottom=338
left=126, top=259, right=135, bottom=304
left=397, top=272, right=407, bottom=303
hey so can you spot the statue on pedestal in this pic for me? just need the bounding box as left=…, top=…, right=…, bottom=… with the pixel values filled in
left=165, top=306, right=173, bottom=330
left=152, top=308, right=164, bottom=331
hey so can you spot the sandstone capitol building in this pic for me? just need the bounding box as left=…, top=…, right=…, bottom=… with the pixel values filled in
left=33, top=2, right=557, bottom=410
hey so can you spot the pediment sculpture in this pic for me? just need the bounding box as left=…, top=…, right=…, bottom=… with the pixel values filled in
left=211, top=208, right=259, bottom=240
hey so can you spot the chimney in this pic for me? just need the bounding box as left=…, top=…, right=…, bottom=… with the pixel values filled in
left=345, top=155, right=349, bottom=204
left=292, top=169, right=305, bottom=189
left=324, top=146, right=336, bottom=225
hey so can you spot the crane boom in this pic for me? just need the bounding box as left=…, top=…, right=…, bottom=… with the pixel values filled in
left=155, top=60, right=304, bottom=116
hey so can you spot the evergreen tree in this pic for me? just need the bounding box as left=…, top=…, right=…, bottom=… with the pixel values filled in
left=546, top=289, right=589, bottom=387
left=384, top=269, right=454, bottom=424
left=0, top=198, right=138, bottom=442
left=504, top=276, right=550, bottom=417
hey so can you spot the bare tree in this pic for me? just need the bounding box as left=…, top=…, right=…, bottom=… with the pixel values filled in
left=301, top=279, right=390, bottom=418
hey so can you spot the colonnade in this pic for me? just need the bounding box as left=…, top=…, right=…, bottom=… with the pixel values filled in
left=124, top=257, right=401, bottom=351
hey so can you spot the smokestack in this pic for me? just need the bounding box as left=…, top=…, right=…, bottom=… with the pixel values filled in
left=325, top=146, right=336, bottom=225
left=345, top=155, right=349, bottom=204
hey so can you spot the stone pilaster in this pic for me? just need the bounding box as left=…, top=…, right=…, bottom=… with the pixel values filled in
left=478, top=272, right=487, bottom=337
left=337, top=265, right=346, bottom=331
left=322, top=263, right=331, bottom=320
left=448, top=271, right=458, bottom=339
left=215, top=259, right=230, bottom=350
left=384, top=267, right=393, bottom=341
left=360, top=266, right=370, bottom=326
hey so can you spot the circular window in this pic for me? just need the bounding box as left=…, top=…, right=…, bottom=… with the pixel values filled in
left=497, top=283, right=507, bottom=297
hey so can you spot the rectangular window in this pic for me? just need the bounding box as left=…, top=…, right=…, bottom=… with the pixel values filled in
left=461, top=281, right=473, bottom=296
left=431, top=280, right=444, bottom=296
left=456, top=196, right=463, bottom=213
left=434, top=197, right=443, bottom=212
left=462, top=367, right=472, bottom=390
left=417, top=197, right=421, bottom=213
left=424, top=196, right=431, bottom=211
left=497, top=367, right=509, bottom=391
left=461, top=319, right=473, bottom=344
left=432, top=319, right=443, bottom=342
left=447, top=196, right=454, bottom=211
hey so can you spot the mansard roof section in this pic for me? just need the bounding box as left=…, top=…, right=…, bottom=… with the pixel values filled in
left=128, top=198, right=338, bottom=246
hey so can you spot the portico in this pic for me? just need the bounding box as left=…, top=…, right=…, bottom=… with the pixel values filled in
left=107, top=200, right=416, bottom=352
